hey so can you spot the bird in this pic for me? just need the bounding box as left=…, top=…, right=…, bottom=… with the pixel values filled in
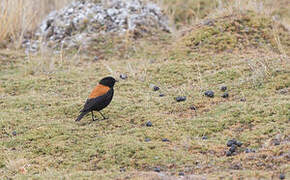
left=76, top=76, right=117, bottom=122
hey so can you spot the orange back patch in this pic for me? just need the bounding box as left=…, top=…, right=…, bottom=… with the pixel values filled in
left=88, top=84, right=110, bottom=99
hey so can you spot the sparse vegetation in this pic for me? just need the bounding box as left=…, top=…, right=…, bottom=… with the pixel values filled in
left=0, top=0, right=70, bottom=48
left=181, top=11, right=290, bottom=54
left=0, top=0, right=289, bottom=179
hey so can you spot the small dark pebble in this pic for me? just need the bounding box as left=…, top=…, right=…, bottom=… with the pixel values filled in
left=273, top=139, right=280, bottom=146
left=145, top=138, right=151, bottom=142
left=279, top=89, right=288, bottom=94
left=204, top=90, right=214, bottom=98
left=162, top=138, right=169, bottom=142
left=229, top=145, right=236, bottom=153
left=190, top=105, right=197, bottom=111
left=12, top=131, right=17, bottom=136
left=153, top=86, right=160, bottom=91
left=227, top=139, right=235, bottom=147
left=178, top=172, right=185, bottom=176
left=226, top=151, right=232, bottom=156
left=93, top=56, right=99, bottom=61
left=245, top=148, right=256, bottom=153
left=245, top=148, right=251, bottom=153
left=236, top=141, right=243, bottom=147
left=159, top=93, right=165, bottom=97
left=146, top=121, right=152, bottom=127
left=154, top=167, right=161, bottom=172
left=279, top=173, right=285, bottom=179
left=220, top=86, right=227, bottom=91
left=240, top=98, right=246, bottom=102
left=221, top=92, right=229, bottom=98
left=232, top=164, right=241, bottom=170
left=176, top=96, right=186, bottom=102
left=120, top=168, right=126, bottom=172
left=231, top=139, right=237, bottom=144
left=120, top=74, right=128, bottom=80
left=202, top=136, right=208, bottom=140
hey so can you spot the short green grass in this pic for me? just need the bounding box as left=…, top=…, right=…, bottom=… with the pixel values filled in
left=1, top=8, right=290, bottom=180
left=182, top=11, right=290, bottom=55
left=1, top=35, right=289, bottom=179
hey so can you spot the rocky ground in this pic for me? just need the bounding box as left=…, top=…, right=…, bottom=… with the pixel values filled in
left=23, top=0, right=170, bottom=53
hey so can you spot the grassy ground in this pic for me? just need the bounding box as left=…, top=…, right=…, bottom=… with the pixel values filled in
left=1, top=36, right=289, bottom=179
left=1, top=1, right=290, bottom=180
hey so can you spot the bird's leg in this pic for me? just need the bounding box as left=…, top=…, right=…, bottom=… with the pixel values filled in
left=98, top=111, right=108, bottom=120
left=91, top=111, right=98, bottom=121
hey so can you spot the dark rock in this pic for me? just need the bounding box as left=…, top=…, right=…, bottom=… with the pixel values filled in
left=120, top=74, right=128, bottom=80
left=221, top=92, right=229, bottom=98
left=204, top=90, right=214, bottom=98
left=159, top=93, right=165, bottom=97
left=220, top=86, right=227, bottom=91
left=245, top=148, right=251, bottom=153
left=240, top=98, right=246, bottom=102
left=12, top=131, right=17, bottom=136
left=273, top=139, right=280, bottom=146
left=245, top=148, right=256, bottom=153
left=231, top=152, right=238, bottom=156
left=120, top=168, right=126, bottom=172
left=150, top=84, right=159, bottom=91
left=227, top=139, right=235, bottom=147
left=202, top=136, right=208, bottom=140
left=190, top=105, right=197, bottom=111
left=93, top=56, right=99, bottom=61
left=279, top=173, right=285, bottom=180
left=231, top=163, right=241, bottom=170
left=178, top=172, right=185, bottom=176
left=175, top=96, right=186, bottom=102
left=154, top=167, right=161, bottom=172
left=162, top=138, right=169, bottom=142
left=236, top=141, right=243, bottom=147
left=279, top=88, right=288, bottom=94
left=229, top=145, right=236, bottom=153
left=226, top=151, right=232, bottom=156
left=153, top=86, right=160, bottom=91
left=146, top=121, right=152, bottom=127
left=145, top=138, right=151, bottom=142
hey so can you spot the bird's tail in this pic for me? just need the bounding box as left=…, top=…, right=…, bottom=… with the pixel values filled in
left=75, top=111, right=88, bottom=121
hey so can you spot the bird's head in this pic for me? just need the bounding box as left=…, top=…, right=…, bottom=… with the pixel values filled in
left=99, top=76, right=117, bottom=88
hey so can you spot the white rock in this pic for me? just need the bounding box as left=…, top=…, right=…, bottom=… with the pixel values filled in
left=24, top=0, right=170, bottom=52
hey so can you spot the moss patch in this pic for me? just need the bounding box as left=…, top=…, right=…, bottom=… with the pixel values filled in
left=182, top=11, right=290, bottom=54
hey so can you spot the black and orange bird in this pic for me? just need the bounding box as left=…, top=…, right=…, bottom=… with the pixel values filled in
left=76, top=76, right=117, bottom=122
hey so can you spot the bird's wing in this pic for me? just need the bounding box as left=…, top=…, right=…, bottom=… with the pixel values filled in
left=88, top=84, right=110, bottom=99
left=81, top=88, right=113, bottom=112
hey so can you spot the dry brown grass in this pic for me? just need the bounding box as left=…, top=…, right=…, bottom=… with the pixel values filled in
left=0, top=0, right=289, bottom=50
left=0, top=0, right=70, bottom=48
